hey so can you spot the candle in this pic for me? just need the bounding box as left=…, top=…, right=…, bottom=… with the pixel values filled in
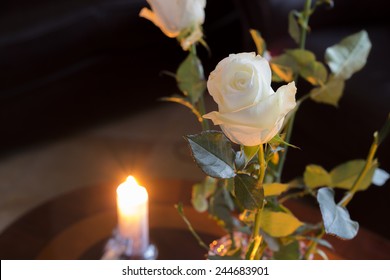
left=116, top=176, right=149, bottom=256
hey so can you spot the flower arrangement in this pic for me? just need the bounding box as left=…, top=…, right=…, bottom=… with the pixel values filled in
left=140, top=0, right=390, bottom=259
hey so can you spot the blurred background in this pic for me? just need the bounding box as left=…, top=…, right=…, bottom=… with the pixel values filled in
left=0, top=0, right=389, bottom=252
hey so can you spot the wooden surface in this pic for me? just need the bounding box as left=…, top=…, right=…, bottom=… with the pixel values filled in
left=0, top=178, right=389, bottom=260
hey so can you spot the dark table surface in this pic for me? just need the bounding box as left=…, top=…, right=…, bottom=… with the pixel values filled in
left=0, top=178, right=389, bottom=260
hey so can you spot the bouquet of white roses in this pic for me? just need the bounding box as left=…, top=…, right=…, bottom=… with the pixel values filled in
left=140, top=0, right=389, bottom=259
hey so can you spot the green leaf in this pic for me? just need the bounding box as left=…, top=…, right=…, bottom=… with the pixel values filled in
left=306, top=237, right=334, bottom=250
left=191, top=177, right=217, bottom=212
left=271, top=49, right=328, bottom=85
left=273, top=240, right=300, bottom=260
left=243, top=146, right=259, bottom=164
left=263, top=183, right=289, bottom=197
left=317, top=188, right=359, bottom=239
left=209, top=188, right=235, bottom=231
left=300, top=60, right=328, bottom=86
left=310, top=31, right=371, bottom=107
left=234, top=174, right=264, bottom=210
left=303, top=164, right=332, bottom=188
left=235, top=146, right=258, bottom=171
left=185, top=131, right=235, bottom=179
left=270, top=134, right=299, bottom=149
left=288, top=11, right=301, bottom=45
left=191, top=186, right=208, bottom=213
left=270, top=54, right=296, bottom=82
left=261, top=231, right=280, bottom=251
left=325, top=30, right=372, bottom=79
left=260, top=209, right=303, bottom=237
left=270, top=63, right=294, bottom=82
left=234, top=151, right=245, bottom=171
left=176, top=52, right=206, bottom=104
left=286, top=49, right=329, bottom=85
left=310, top=76, right=345, bottom=106
left=286, top=49, right=316, bottom=67
left=330, top=159, right=377, bottom=191
left=222, top=183, right=235, bottom=211
left=249, top=29, right=266, bottom=56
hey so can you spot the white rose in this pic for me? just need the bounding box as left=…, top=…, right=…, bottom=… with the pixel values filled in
left=203, top=52, right=297, bottom=146
left=139, top=0, right=206, bottom=50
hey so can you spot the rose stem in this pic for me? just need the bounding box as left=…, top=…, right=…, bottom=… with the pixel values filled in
left=250, top=144, right=266, bottom=259
left=276, top=0, right=312, bottom=182
left=339, top=134, right=379, bottom=207
left=190, top=44, right=209, bottom=131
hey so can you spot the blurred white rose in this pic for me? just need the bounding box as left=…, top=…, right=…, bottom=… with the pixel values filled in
left=139, top=0, right=206, bottom=50
left=203, top=52, right=297, bottom=146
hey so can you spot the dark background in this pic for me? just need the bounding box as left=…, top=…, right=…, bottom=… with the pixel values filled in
left=0, top=0, right=389, bottom=239
left=0, top=0, right=242, bottom=154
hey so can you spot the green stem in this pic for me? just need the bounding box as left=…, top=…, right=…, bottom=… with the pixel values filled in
left=279, top=189, right=310, bottom=204
left=276, top=0, right=311, bottom=182
left=339, top=139, right=378, bottom=207
left=276, top=0, right=312, bottom=182
left=252, top=206, right=264, bottom=240
left=198, top=95, right=209, bottom=131
left=249, top=144, right=266, bottom=260
left=303, top=227, right=325, bottom=260
left=297, top=93, right=311, bottom=104
left=229, top=231, right=237, bottom=250
left=257, top=144, right=266, bottom=188
left=190, top=44, right=209, bottom=131
left=276, top=110, right=296, bottom=182
left=300, top=0, right=312, bottom=50
left=175, top=203, right=209, bottom=251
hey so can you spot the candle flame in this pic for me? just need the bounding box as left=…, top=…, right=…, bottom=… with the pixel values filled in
left=126, top=175, right=138, bottom=185
left=117, top=175, right=148, bottom=208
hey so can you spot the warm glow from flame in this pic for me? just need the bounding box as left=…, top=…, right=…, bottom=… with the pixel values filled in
left=117, top=176, right=148, bottom=212
left=126, top=175, right=139, bottom=186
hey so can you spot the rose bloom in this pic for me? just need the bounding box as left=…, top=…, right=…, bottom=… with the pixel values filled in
left=139, top=0, right=206, bottom=50
left=203, top=52, right=297, bottom=146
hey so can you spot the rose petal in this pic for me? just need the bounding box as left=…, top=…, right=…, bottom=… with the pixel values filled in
left=275, top=81, right=297, bottom=116
left=204, top=53, right=297, bottom=146
left=216, top=119, right=283, bottom=146
left=220, top=63, right=259, bottom=112
left=207, top=53, right=273, bottom=113
left=140, top=0, right=206, bottom=39
left=205, top=90, right=282, bottom=129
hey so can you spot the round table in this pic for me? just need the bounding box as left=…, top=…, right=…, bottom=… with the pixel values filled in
left=0, top=178, right=389, bottom=259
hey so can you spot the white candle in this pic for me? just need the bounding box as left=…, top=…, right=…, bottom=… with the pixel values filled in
left=116, top=176, right=149, bottom=255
